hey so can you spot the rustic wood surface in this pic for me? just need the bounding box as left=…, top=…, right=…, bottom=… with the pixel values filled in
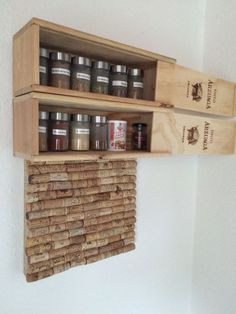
left=25, top=160, right=136, bottom=282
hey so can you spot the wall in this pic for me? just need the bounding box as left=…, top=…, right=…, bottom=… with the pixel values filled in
left=0, top=1, right=205, bottom=313
left=191, top=1, right=236, bottom=314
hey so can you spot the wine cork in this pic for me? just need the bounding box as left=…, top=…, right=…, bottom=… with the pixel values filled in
left=28, top=252, right=50, bottom=264
left=51, top=231, right=69, bottom=241
left=26, top=243, right=52, bottom=256
left=67, top=244, right=82, bottom=254
left=70, top=258, right=86, bottom=268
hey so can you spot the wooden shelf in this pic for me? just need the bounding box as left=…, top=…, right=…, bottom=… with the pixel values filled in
left=16, top=151, right=171, bottom=162
left=12, top=18, right=236, bottom=161
left=15, top=87, right=165, bottom=113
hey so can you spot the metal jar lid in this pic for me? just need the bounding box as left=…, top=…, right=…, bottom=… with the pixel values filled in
left=50, top=112, right=70, bottom=121
left=111, top=65, right=127, bottom=74
left=50, top=52, right=71, bottom=62
left=128, top=68, right=144, bottom=77
left=40, top=48, right=49, bottom=58
left=133, top=123, right=147, bottom=128
left=92, top=61, right=109, bottom=70
left=39, top=111, right=49, bottom=120
left=91, top=115, right=107, bottom=123
left=72, top=56, right=91, bottom=67
left=72, top=114, right=90, bottom=122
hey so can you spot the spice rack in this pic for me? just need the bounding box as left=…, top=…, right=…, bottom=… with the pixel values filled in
left=13, top=18, right=236, bottom=161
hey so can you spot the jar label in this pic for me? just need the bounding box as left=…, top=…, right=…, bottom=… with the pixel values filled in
left=97, top=76, right=109, bottom=83
left=75, top=128, right=90, bottom=135
left=52, top=129, right=67, bottom=136
left=76, top=73, right=91, bottom=81
left=51, top=68, right=70, bottom=76
left=39, top=126, right=47, bottom=133
left=108, top=121, right=127, bottom=151
left=112, top=80, right=127, bottom=87
left=39, top=66, right=47, bottom=74
left=133, top=82, right=144, bottom=88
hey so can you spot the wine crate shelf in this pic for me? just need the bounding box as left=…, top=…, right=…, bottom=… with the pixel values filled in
left=12, top=17, right=236, bottom=162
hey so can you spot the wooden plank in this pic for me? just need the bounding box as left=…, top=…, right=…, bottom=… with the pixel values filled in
left=13, top=24, right=39, bottom=95
left=14, top=89, right=165, bottom=113
left=20, top=151, right=170, bottom=162
left=151, top=111, right=236, bottom=155
left=156, top=61, right=236, bottom=116
left=13, top=98, right=39, bottom=156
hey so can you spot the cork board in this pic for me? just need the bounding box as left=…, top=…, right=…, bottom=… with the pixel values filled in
left=24, top=160, right=136, bottom=282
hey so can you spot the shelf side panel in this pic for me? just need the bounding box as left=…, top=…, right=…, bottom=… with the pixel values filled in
left=13, top=24, right=39, bottom=96
left=13, top=98, right=39, bottom=157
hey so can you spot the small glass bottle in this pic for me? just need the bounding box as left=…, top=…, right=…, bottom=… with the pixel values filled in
left=39, top=111, right=49, bottom=152
left=39, top=48, right=49, bottom=86
left=49, top=52, right=71, bottom=89
left=110, top=65, right=127, bottom=97
left=71, top=56, right=91, bottom=92
left=70, top=114, right=90, bottom=151
left=48, top=112, right=70, bottom=151
left=91, top=61, right=109, bottom=94
left=132, top=123, right=147, bottom=150
left=128, top=68, right=144, bottom=99
left=90, top=116, right=107, bottom=151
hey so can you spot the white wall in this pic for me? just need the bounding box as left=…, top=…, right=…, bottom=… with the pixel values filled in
left=191, top=1, right=236, bottom=314
left=0, top=0, right=204, bottom=313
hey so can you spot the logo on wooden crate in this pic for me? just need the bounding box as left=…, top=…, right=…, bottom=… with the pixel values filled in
left=191, top=83, right=203, bottom=102
left=187, top=126, right=199, bottom=145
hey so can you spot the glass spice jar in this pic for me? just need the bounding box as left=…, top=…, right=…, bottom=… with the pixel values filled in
left=91, top=61, right=109, bottom=94
left=39, top=111, right=49, bottom=152
left=90, top=116, right=108, bottom=151
left=128, top=68, right=144, bottom=99
left=132, top=123, right=147, bottom=150
left=49, top=52, right=71, bottom=89
left=110, top=65, right=127, bottom=97
left=39, top=48, right=49, bottom=86
left=48, top=112, right=70, bottom=151
left=70, top=114, right=90, bottom=151
left=71, top=56, right=91, bottom=92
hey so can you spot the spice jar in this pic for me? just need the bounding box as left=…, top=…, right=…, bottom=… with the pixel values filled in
left=90, top=116, right=107, bottom=151
left=39, top=111, right=49, bottom=152
left=110, top=65, right=127, bottom=97
left=71, top=56, right=91, bottom=92
left=39, top=48, right=49, bottom=86
left=70, top=114, right=90, bottom=151
left=91, top=61, right=109, bottom=94
left=49, top=52, right=71, bottom=89
left=132, top=123, right=147, bottom=150
left=128, top=68, right=144, bottom=99
left=48, top=112, right=70, bottom=151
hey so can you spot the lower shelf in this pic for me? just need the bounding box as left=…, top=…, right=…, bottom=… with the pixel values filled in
left=17, top=151, right=170, bottom=162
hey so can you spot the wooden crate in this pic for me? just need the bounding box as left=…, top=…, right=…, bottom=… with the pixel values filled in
left=151, top=111, right=236, bottom=155
left=13, top=93, right=166, bottom=161
left=13, top=18, right=175, bottom=102
left=156, top=61, right=236, bottom=116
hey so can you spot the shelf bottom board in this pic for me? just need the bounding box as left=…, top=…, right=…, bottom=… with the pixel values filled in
left=15, top=151, right=170, bottom=162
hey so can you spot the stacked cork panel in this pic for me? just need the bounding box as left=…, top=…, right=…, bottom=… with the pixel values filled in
left=25, top=160, right=137, bottom=282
